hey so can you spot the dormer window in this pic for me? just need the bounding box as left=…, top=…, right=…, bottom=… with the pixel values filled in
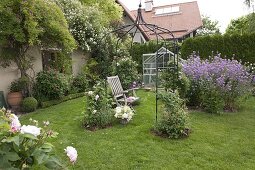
left=155, top=6, right=180, bottom=15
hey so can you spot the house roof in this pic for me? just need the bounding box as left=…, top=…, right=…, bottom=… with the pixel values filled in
left=116, top=1, right=203, bottom=40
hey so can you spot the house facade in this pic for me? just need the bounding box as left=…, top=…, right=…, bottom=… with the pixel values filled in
left=117, top=0, right=203, bottom=42
left=0, top=47, right=88, bottom=103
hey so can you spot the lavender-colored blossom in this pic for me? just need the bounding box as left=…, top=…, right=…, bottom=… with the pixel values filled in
left=182, top=55, right=251, bottom=95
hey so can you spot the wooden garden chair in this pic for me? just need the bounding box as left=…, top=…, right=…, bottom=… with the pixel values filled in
left=107, top=76, right=140, bottom=106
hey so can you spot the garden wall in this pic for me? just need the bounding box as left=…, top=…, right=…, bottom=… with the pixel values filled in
left=180, top=34, right=255, bottom=63
left=0, top=47, right=42, bottom=102
left=0, top=47, right=88, bottom=103
left=71, top=49, right=89, bottom=76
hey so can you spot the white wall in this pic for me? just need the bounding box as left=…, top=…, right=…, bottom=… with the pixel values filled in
left=71, top=49, right=89, bottom=76
left=0, top=47, right=42, bottom=102
left=0, top=47, right=88, bottom=104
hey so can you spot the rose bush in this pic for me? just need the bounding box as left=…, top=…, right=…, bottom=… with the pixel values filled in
left=112, top=56, right=139, bottom=89
left=83, top=82, right=113, bottom=129
left=0, top=108, right=78, bottom=169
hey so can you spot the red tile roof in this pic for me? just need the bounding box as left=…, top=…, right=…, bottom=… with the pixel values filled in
left=117, top=1, right=203, bottom=40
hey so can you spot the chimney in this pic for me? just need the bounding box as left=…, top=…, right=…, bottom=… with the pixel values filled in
left=145, top=0, right=153, bottom=12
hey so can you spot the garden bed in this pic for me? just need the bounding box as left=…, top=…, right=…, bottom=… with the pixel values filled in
left=40, top=92, right=85, bottom=108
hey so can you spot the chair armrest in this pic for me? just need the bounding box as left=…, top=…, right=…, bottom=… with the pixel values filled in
left=124, top=88, right=138, bottom=97
left=123, top=90, right=129, bottom=94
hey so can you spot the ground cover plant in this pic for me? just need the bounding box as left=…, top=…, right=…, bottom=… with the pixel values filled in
left=20, top=91, right=255, bottom=169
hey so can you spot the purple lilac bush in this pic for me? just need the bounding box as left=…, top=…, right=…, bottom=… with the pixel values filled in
left=182, top=55, right=252, bottom=112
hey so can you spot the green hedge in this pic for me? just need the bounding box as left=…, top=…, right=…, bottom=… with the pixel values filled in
left=40, top=92, right=85, bottom=108
left=180, top=34, right=255, bottom=63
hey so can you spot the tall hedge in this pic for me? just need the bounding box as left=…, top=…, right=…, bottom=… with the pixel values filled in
left=181, top=34, right=255, bottom=63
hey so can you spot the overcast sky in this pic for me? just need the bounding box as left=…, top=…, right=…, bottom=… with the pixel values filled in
left=119, top=0, right=253, bottom=33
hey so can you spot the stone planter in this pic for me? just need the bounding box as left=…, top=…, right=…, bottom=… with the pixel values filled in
left=7, top=92, right=23, bottom=109
left=120, top=119, right=128, bottom=125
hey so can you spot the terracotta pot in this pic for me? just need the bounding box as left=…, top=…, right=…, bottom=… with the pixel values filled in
left=7, top=92, right=23, bottom=109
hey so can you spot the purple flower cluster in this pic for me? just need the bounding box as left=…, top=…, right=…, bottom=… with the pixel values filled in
left=182, top=55, right=251, bottom=93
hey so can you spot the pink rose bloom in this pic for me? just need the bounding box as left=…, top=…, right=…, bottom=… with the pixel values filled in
left=65, top=146, right=78, bottom=164
left=10, top=114, right=21, bottom=132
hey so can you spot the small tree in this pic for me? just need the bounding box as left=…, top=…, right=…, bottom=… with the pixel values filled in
left=79, top=0, right=123, bottom=26
left=225, top=15, right=249, bottom=35
left=196, top=15, right=221, bottom=36
left=0, top=0, right=76, bottom=94
left=225, top=13, right=255, bottom=35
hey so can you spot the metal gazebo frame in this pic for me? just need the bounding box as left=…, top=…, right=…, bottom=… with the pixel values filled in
left=108, top=2, right=179, bottom=122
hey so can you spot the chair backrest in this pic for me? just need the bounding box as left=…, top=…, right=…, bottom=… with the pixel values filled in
left=107, top=76, right=124, bottom=98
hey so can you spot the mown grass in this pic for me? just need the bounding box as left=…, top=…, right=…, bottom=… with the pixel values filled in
left=20, top=91, right=255, bottom=169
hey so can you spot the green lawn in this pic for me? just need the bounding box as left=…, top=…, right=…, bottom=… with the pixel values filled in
left=20, top=91, right=255, bottom=169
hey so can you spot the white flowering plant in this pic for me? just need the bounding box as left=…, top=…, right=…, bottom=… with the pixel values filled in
left=112, top=56, right=139, bottom=89
left=83, top=81, right=113, bottom=130
left=0, top=108, right=63, bottom=169
left=114, top=105, right=135, bottom=124
left=54, top=0, right=102, bottom=52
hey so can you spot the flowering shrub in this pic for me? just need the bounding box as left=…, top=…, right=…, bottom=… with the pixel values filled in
left=182, top=55, right=252, bottom=112
left=160, top=61, right=190, bottom=99
left=83, top=82, right=113, bottom=129
left=0, top=108, right=78, bottom=169
left=114, top=105, right=134, bottom=124
left=155, top=91, right=190, bottom=139
left=112, top=56, right=139, bottom=89
left=0, top=108, right=62, bottom=169
left=245, top=62, right=255, bottom=95
left=71, top=73, right=88, bottom=93
left=34, top=70, right=71, bottom=100
left=54, top=0, right=101, bottom=52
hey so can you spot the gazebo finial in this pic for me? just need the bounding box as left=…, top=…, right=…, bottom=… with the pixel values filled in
left=139, top=0, right=142, bottom=8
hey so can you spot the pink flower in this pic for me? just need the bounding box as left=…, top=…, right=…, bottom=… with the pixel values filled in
left=64, top=146, right=78, bottom=164
left=10, top=114, right=21, bottom=133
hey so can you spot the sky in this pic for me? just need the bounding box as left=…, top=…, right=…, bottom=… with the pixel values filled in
left=119, top=0, right=254, bottom=33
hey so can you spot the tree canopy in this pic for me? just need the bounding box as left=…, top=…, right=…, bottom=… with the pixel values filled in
left=79, top=0, right=123, bottom=26
left=0, top=0, right=76, bottom=72
left=225, top=13, right=255, bottom=35
left=196, top=15, right=221, bottom=36
left=54, top=0, right=103, bottom=52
